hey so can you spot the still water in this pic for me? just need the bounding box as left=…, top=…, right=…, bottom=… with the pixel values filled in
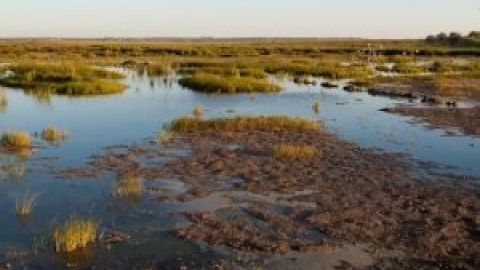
left=0, top=69, right=478, bottom=266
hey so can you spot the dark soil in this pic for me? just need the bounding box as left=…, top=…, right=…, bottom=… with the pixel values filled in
left=381, top=105, right=480, bottom=136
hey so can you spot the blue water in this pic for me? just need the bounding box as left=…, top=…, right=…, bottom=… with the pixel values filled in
left=0, top=69, right=479, bottom=258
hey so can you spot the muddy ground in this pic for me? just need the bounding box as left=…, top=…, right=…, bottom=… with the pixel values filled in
left=49, top=127, right=480, bottom=269
left=381, top=105, right=480, bottom=136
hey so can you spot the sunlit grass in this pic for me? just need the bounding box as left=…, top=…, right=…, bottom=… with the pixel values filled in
left=41, top=126, right=69, bottom=143
left=155, top=129, right=174, bottom=145
left=1, top=131, right=32, bottom=149
left=178, top=73, right=281, bottom=94
left=169, top=116, right=322, bottom=133
left=16, top=191, right=39, bottom=216
left=0, top=64, right=126, bottom=96
left=0, top=90, right=7, bottom=110
left=52, top=216, right=99, bottom=253
left=272, top=144, right=318, bottom=160
left=112, top=175, right=143, bottom=199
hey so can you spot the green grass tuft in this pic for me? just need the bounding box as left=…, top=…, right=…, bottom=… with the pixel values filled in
left=52, top=216, right=99, bottom=253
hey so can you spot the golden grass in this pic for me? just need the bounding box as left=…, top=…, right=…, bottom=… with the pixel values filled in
left=52, top=216, right=99, bottom=253
left=272, top=144, right=318, bottom=160
left=1, top=131, right=32, bottom=148
left=178, top=73, right=282, bottom=94
left=112, top=175, right=143, bottom=198
left=169, top=116, right=321, bottom=133
left=16, top=192, right=39, bottom=216
left=433, top=76, right=480, bottom=97
left=41, top=126, right=69, bottom=143
left=155, top=129, right=174, bottom=145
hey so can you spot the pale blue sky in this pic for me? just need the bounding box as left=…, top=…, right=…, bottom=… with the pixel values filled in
left=0, top=0, right=478, bottom=38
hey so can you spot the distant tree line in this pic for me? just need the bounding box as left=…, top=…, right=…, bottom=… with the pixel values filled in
left=426, top=31, right=480, bottom=47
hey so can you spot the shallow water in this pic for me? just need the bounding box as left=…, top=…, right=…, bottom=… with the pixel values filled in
left=0, top=69, right=479, bottom=266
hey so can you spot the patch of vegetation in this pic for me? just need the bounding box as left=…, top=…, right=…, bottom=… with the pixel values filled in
left=41, top=126, right=69, bottom=143
left=178, top=73, right=281, bottom=94
left=426, top=31, right=480, bottom=47
left=112, top=175, right=143, bottom=199
left=0, top=64, right=126, bottom=96
left=16, top=191, right=39, bottom=216
left=52, top=216, right=99, bottom=253
left=169, top=116, right=322, bottom=133
left=1, top=131, right=32, bottom=149
left=312, top=101, right=321, bottom=114
left=272, top=145, right=318, bottom=160
left=392, top=63, right=428, bottom=75
left=0, top=90, right=7, bottom=110
left=155, top=129, right=174, bottom=145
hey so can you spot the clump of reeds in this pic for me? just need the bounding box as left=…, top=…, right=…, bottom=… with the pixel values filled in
left=41, top=126, right=69, bottom=143
left=112, top=175, right=143, bottom=198
left=1, top=131, right=32, bottom=148
left=52, top=216, right=99, bottom=253
left=15, top=191, right=39, bottom=216
left=169, top=116, right=322, bottom=133
left=155, top=129, right=174, bottom=145
left=272, top=144, right=318, bottom=160
left=178, top=73, right=281, bottom=94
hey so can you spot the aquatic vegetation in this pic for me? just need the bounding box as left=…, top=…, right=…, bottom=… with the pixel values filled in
left=1, top=131, right=32, bottom=149
left=272, top=144, right=318, bottom=160
left=52, top=216, right=99, bottom=253
left=0, top=64, right=126, bottom=96
left=312, top=101, right=321, bottom=114
left=0, top=90, right=7, bottom=111
left=145, top=63, right=173, bottom=76
left=15, top=192, right=39, bottom=216
left=155, top=129, right=174, bottom=145
left=392, top=63, right=427, bottom=75
left=178, top=73, right=281, bottom=94
left=193, top=105, right=204, bottom=118
left=41, top=126, right=69, bottom=143
left=169, top=116, right=322, bottom=133
left=112, top=175, right=143, bottom=198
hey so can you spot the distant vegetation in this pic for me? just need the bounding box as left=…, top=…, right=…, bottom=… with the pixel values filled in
left=0, top=64, right=126, bottom=95
left=426, top=31, right=480, bottom=47
left=169, top=116, right=322, bottom=133
left=178, top=73, right=281, bottom=94
left=41, top=126, right=69, bottom=143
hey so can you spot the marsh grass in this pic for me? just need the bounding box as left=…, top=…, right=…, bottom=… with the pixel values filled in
left=112, top=175, right=144, bottom=199
left=0, top=64, right=126, bottom=96
left=272, top=145, right=318, bottom=160
left=169, top=116, right=321, bottom=133
left=41, top=126, right=69, bottom=143
left=1, top=131, right=32, bottom=149
left=155, top=129, right=174, bottom=145
left=178, top=73, right=281, bottom=94
left=52, top=216, right=99, bottom=253
left=16, top=191, right=39, bottom=216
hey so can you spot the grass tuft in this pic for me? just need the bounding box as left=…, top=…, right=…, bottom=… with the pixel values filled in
left=193, top=105, right=204, bottom=118
left=1, top=131, right=32, bottom=148
left=41, top=126, right=69, bottom=143
left=272, top=144, right=318, bottom=160
left=312, top=101, right=321, bottom=114
left=16, top=191, right=39, bottom=216
left=155, top=129, right=174, bottom=145
left=169, top=116, right=321, bottom=133
left=52, top=216, right=99, bottom=253
left=112, top=175, right=144, bottom=198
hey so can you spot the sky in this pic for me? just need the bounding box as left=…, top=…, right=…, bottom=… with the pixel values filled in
left=0, top=0, right=479, bottom=38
